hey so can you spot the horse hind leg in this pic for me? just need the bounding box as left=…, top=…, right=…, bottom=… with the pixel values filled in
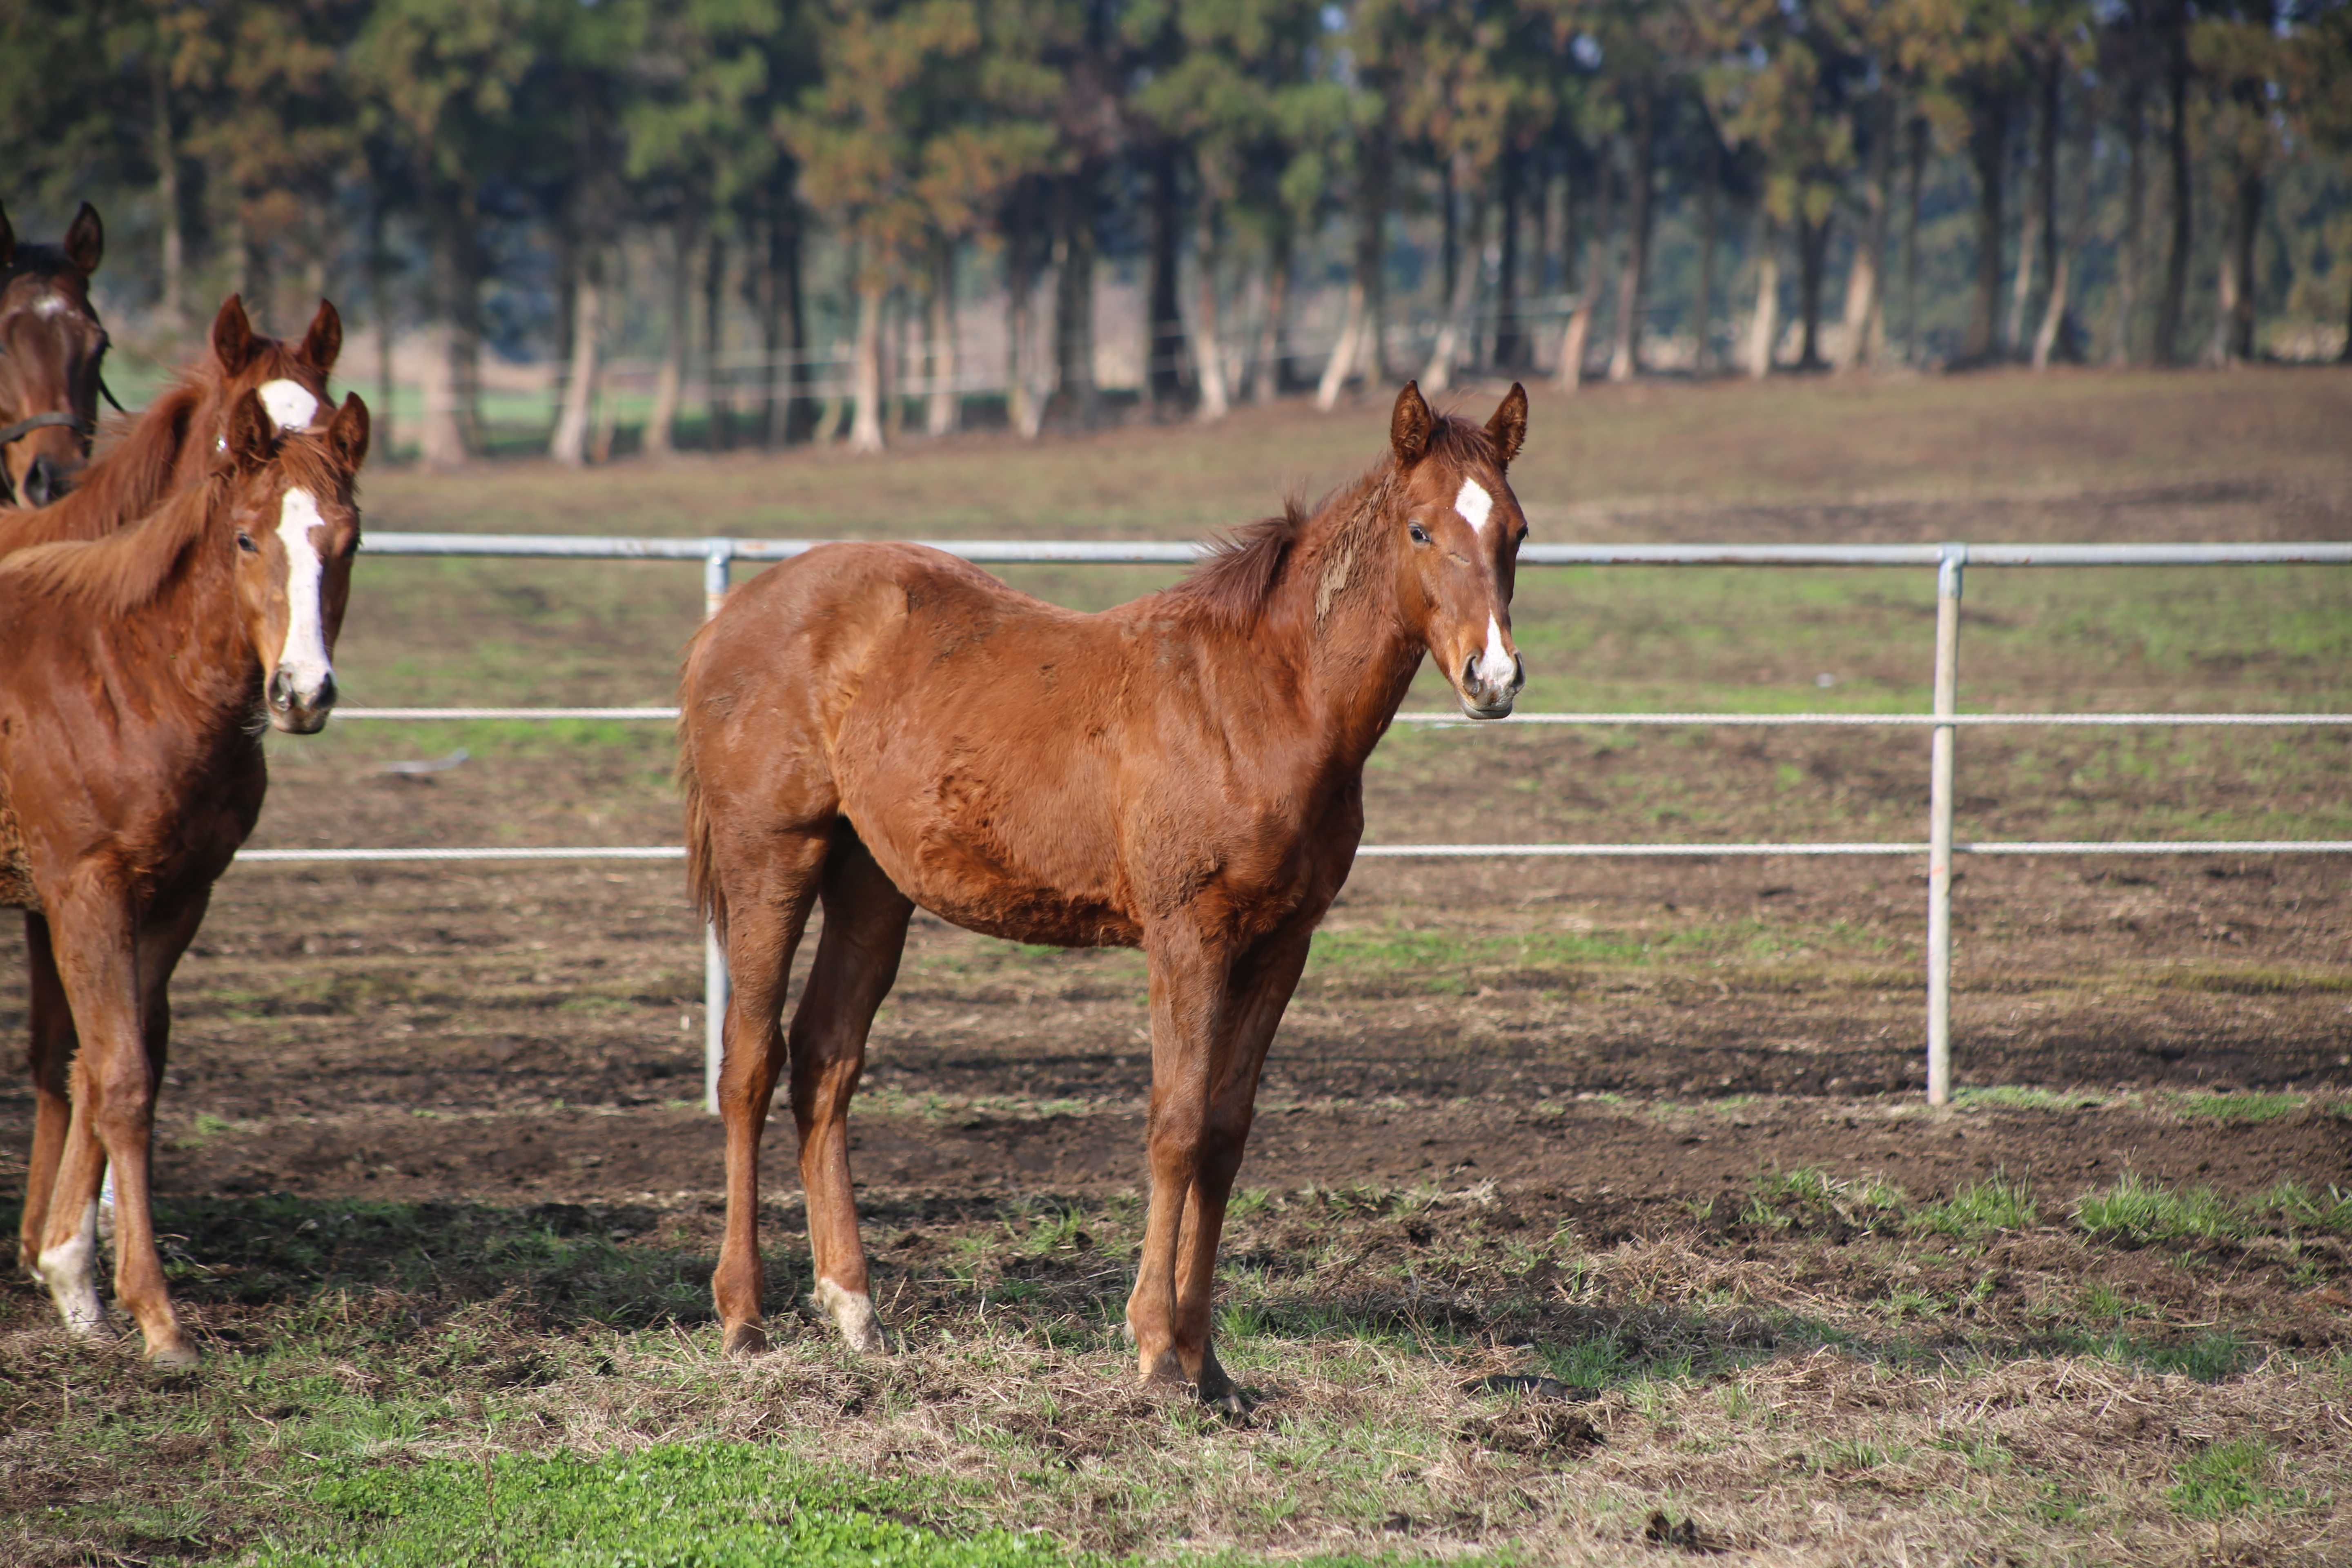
left=788, top=824, right=912, bottom=1354
left=18, top=914, right=79, bottom=1286
left=709, top=830, right=830, bottom=1357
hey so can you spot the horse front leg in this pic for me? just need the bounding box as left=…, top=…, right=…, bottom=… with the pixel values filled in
left=787, top=829, right=911, bottom=1353
left=1128, top=925, right=1232, bottom=1389
left=41, top=885, right=198, bottom=1363
left=1172, top=920, right=1316, bottom=1408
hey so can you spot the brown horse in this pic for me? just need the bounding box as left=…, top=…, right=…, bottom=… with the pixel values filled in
left=1, top=386, right=369, bottom=1364
left=677, top=381, right=1530, bottom=1401
left=0, top=293, right=341, bottom=559
left=0, top=201, right=107, bottom=507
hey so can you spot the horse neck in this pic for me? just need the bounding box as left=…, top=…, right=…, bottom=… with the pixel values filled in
left=1269, top=485, right=1425, bottom=768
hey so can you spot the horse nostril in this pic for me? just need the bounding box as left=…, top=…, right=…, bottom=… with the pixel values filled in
left=1511, top=654, right=1526, bottom=691
left=24, top=456, right=60, bottom=508
left=315, top=673, right=338, bottom=710
left=1462, top=653, right=1479, bottom=688
left=268, top=671, right=292, bottom=709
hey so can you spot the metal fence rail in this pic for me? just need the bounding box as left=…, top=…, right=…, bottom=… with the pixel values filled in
left=284, top=533, right=2352, bottom=1109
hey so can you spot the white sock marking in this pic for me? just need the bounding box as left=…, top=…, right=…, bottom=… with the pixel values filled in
left=39, top=1198, right=105, bottom=1334
left=1454, top=479, right=1494, bottom=538
left=257, top=378, right=320, bottom=432
left=275, top=488, right=334, bottom=701
left=813, top=1276, right=886, bottom=1353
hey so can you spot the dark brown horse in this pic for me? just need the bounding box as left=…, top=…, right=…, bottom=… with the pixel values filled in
left=0, top=201, right=107, bottom=507
left=677, top=382, right=1530, bottom=1401
left=0, top=293, right=341, bottom=559
left=1, top=386, right=369, bottom=1364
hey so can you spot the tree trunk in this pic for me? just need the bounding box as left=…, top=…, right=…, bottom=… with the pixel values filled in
left=1962, top=91, right=2009, bottom=364
left=2154, top=16, right=2193, bottom=365
left=1424, top=155, right=1459, bottom=390
left=760, top=191, right=796, bottom=448
left=418, top=180, right=475, bottom=469
left=549, top=249, right=601, bottom=465
left=367, top=190, right=395, bottom=462
left=1251, top=217, right=1290, bottom=403
left=883, top=289, right=905, bottom=443
left=1836, top=95, right=1892, bottom=371
left=1423, top=160, right=1481, bottom=391
left=1557, top=152, right=1612, bottom=391
left=1147, top=148, right=1184, bottom=409
left=151, top=58, right=184, bottom=334
left=1189, top=192, right=1230, bottom=422
left=2005, top=58, right=2056, bottom=357
left=1747, top=209, right=1780, bottom=380
left=1005, top=184, right=1042, bottom=438
left=1902, top=114, right=1927, bottom=363
left=2109, top=84, right=2146, bottom=365
left=646, top=209, right=693, bottom=457
left=2207, top=158, right=2264, bottom=364
left=703, top=226, right=730, bottom=450
left=1314, top=279, right=1365, bottom=410
left=1695, top=139, right=1718, bottom=374
left=1494, top=149, right=1523, bottom=371
left=1609, top=92, right=1655, bottom=382
left=927, top=240, right=960, bottom=437
left=2034, top=90, right=2098, bottom=370
left=849, top=273, right=884, bottom=453
left=742, top=211, right=780, bottom=448
left=1051, top=174, right=1097, bottom=427
left=1795, top=206, right=1831, bottom=369
left=589, top=241, right=621, bottom=463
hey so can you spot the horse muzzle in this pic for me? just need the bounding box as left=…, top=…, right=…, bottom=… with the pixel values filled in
left=267, top=668, right=337, bottom=733
left=1456, top=649, right=1525, bottom=720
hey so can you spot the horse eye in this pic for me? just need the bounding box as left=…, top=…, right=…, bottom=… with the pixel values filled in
left=236, top=532, right=258, bottom=554
left=1408, top=522, right=1431, bottom=546
left=1516, top=526, right=1530, bottom=546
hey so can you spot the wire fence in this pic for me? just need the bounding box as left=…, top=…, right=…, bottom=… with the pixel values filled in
left=246, top=533, right=2352, bottom=1109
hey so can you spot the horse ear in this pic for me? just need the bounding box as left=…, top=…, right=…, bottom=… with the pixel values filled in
left=1485, top=382, right=1528, bottom=468
left=301, top=299, right=342, bottom=373
left=1390, top=381, right=1434, bottom=468
left=225, top=387, right=274, bottom=472
left=0, top=202, right=14, bottom=269
left=212, top=295, right=256, bottom=374
left=62, top=203, right=102, bottom=276
left=326, top=392, right=371, bottom=472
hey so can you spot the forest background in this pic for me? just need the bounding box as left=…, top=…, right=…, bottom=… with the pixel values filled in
left=4, top=0, right=2350, bottom=465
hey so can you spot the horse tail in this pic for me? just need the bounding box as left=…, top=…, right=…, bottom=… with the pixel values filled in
left=676, top=626, right=724, bottom=942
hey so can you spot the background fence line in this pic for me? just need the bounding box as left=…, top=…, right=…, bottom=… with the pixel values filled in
left=260, top=534, right=2352, bottom=1110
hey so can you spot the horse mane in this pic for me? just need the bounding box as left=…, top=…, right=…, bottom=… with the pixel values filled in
left=0, top=464, right=227, bottom=616
left=1167, top=411, right=1504, bottom=631
left=0, top=376, right=201, bottom=555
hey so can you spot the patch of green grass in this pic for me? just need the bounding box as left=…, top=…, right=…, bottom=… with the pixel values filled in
left=2257, top=1181, right=2352, bottom=1235
left=2074, top=1174, right=2246, bottom=1243
left=2165, top=1438, right=2307, bottom=1521
left=1911, top=1175, right=2037, bottom=1243
left=2064, top=1330, right=2258, bottom=1382
left=249, top=1442, right=1094, bottom=1566
left=2168, top=1091, right=2305, bottom=1124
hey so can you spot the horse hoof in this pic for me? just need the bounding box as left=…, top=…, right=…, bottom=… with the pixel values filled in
left=1137, top=1348, right=1189, bottom=1388
left=810, top=1282, right=889, bottom=1355
left=145, top=1340, right=203, bottom=1370
left=722, top=1321, right=769, bottom=1358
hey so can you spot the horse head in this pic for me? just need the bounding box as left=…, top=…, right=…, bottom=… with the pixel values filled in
left=204, top=292, right=342, bottom=458
left=1383, top=380, right=1530, bottom=719
left=0, top=202, right=107, bottom=508
left=219, top=384, right=369, bottom=734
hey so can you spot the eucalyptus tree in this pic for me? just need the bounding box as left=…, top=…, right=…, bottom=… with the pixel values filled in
left=782, top=0, right=1050, bottom=451
left=353, top=0, right=537, bottom=464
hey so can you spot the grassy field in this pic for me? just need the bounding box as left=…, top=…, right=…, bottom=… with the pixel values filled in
left=5, top=365, right=2352, bottom=1566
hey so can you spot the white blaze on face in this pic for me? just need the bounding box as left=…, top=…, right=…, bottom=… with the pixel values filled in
left=257, top=378, right=321, bottom=432
left=33, top=294, right=70, bottom=319
left=1454, top=478, right=1494, bottom=539
left=275, top=488, right=334, bottom=699
left=1472, top=614, right=1517, bottom=690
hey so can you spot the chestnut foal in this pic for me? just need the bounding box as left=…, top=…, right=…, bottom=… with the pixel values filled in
left=678, top=382, right=1531, bottom=1402
left=1, top=388, right=369, bottom=1364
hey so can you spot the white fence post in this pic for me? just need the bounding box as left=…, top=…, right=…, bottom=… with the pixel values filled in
left=1925, top=542, right=1967, bottom=1107
left=702, top=541, right=733, bottom=1115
